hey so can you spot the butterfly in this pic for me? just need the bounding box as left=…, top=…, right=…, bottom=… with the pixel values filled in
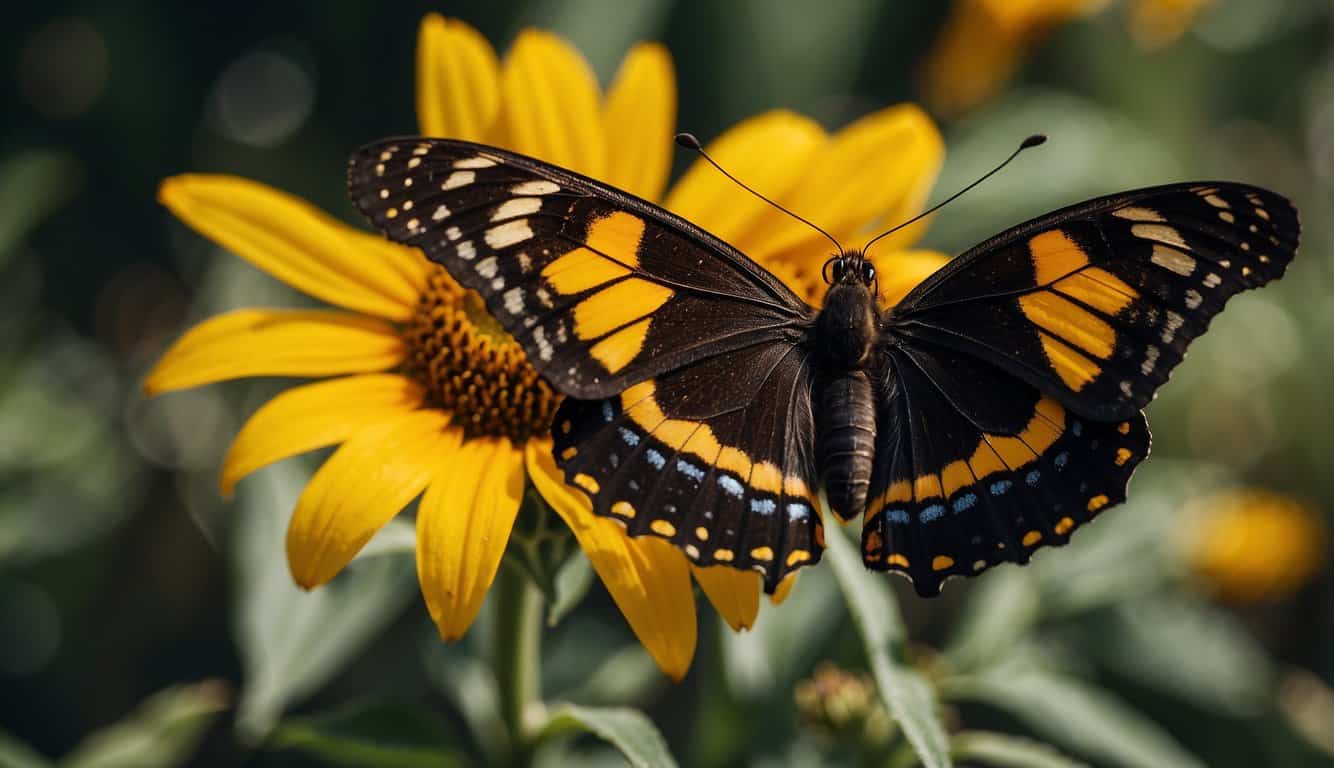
left=348, top=136, right=1298, bottom=597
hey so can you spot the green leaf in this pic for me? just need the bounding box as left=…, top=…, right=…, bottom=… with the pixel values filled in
left=0, top=151, right=81, bottom=266
left=61, top=681, right=229, bottom=768
left=824, top=523, right=952, bottom=768
left=951, top=731, right=1091, bottom=768
left=942, top=668, right=1206, bottom=768
left=422, top=643, right=508, bottom=765
left=1093, top=594, right=1271, bottom=716
left=232, top=463, right=417, bottom=743
left=271, top=702, right=469, bottom=768
left=540, top=704, right=678, bottom=768
left=0, top=729, right=53, bottom=768
left=563, top=645, right=665, bottom=707
left=547, top=551, right=594, bottom=627
left=944, top=567, right=1040, bottom=673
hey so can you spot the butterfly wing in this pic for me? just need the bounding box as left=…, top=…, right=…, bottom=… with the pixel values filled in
left=348, top=137, right=813, bottom=400
left=554, top=341, right=823, bottom=593
left=888, top=183, right=1299, bottom=419
left=868, top=182, right=1297, bottom=594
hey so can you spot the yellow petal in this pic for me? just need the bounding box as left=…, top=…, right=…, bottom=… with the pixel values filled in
left=601, top=43, right=676, bottom=202
left=526, top=439, right=695, bottom=680
left=770, top=572, right=798, bottom=605
left=497, top=30, right=606, bottom=179
left=746, top=104, right=945, bottom=268
left=416, top=14, right=501, bottom=140
left=664, top=111, right=825, bottom=249
left=417, top=436, right=525, bottom=640
left=143, top=309, right=406, bottom=396
left=220, top=374, right=427, bottom=496
left=159, top=175, right=430, bottom=322
left=692, top=566, right=760, bottom=632
left=287, top=411, right=458, bottom=588
left=870, top=249, right=951, bottom=307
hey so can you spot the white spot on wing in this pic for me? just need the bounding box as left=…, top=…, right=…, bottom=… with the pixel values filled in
left=1132, top=223, right=1190, bottom=250
left=457, top=240, right=476, bottom=260
left=1184, top=289, right=1202, bottom=309
left=455, top=156, right=497, bottom=169
left=485, top=220, right=534, bottom=249
left=503, top=288, right=524, bottom=314
left=1113, top=206, right=1166, bottom=222
left=491, top=197, right=541, bottom=221
left=511, top=180, right=560, bottom=195
left=445, top=226, right=462, bottom=241
left=476, top=257, right=498, bottom=279
left=432, top=204, right=451, bottom=221
left=1203, top=273, right=1222, bottom=288
left=1150, top=244, right=1196, bottom=276
left=442, top=171, right=474, bottom=190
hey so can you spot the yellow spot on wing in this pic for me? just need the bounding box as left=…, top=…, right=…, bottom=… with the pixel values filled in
left=574, top=473, right=600, bottom=494
left=887, top=554, right=909, bottom=568
left=1087, top=494, right=1110, bottom=512
left=867, top=479, right=911, bottom=518
left=914, top=474, right=943, bottom=501
left=1053, top=268, right=1137, bottom=315
left=1029, top=230, right=1089, bottom=285
left=714, top=549, right=734, bottom=562
left=1115, top=447, right=1133, bottom=466
left=560, top=446, right=577, bottom=460
left=1037, top=331, right=1100, bottom=391
left=585, top=211, right=646, bottom=264
left=1054, top=516, right=1075, bottom=535
left=589, top=317, right=653, bottom=373
left=932, top=555, right=955, bottom=571
left=611, top=501, right=636, bottom=518
left=1022, top=530, right=1042, bottom=547
left=750, top=546, right=774, bottom=561
left=694, top=526, right=709, bottom=541
left=542, top=247, right=630, bottom=294
left=786, top=550, right=810, bottom=567
left=651, top=519, right=677, bottom=536
left=574, top=279, right=673, bottom=340
left=941, top=460, right=974, bottom=496
left=1019, top=292, right=1116, bottom=359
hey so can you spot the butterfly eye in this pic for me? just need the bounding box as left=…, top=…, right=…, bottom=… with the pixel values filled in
left=861, top=261, right=876, bottom=284
left=823, top=257, right=844, bottom=284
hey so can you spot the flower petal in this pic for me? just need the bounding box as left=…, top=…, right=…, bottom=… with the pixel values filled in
left=601, top=43, right=676, bottom=202
left=526, top=439, right=695, bottom=680
left=143, top=309, right=406, bottom=395
left=770, top=572, right=798, bottom=604
left=417, top=436, right=525, bottom=640
left=746, top=104, right=945, bottom=268
left=870, top=249, right=951, bottom=307
left=664, top=110, right=825, bottom=249
left=692, top=565, right=760, bottom=632
left=159, top=175, right=430, bottom=321
left=220, top=374, right=427, bottom=496
left=416, top=14, right=501, bottom=140
left=497, top=30, right=606, bottom=179
left=287, top=410, right=458, bottom=588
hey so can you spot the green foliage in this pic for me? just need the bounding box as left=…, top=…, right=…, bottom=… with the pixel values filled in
left=271, top=702, right=469, bottom=768
left=540, top=705, right=678, bottom=768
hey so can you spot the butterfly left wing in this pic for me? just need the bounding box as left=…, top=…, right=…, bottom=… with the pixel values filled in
left=886, top=182, right=1298, bottom=420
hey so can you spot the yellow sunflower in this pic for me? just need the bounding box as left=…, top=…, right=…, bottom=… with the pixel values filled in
left=922, top=0, right=1213, bottom=117
left=145, top=15, right=946, bottom=680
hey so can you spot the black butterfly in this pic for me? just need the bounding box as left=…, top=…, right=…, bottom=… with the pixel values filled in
left=348, top=136, right=1298, bottom=596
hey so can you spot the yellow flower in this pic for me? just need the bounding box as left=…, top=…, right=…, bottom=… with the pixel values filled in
left=1186, top=488, right=1327, bottom=604
left=145, top=16, right=945, bottom=679
left=922, top=0, right=1212, bottom=117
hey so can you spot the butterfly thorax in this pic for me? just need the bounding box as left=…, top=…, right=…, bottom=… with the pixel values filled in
left=814, top=251, right=880, bottom=370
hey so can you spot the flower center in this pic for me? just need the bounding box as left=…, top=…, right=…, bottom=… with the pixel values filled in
left=403, top=266, right=559, bottom=442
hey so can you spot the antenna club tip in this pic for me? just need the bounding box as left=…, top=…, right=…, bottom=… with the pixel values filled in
left=674, top=132, right=703, bottom=151
left=1021, top=134, right=1047, bottom=149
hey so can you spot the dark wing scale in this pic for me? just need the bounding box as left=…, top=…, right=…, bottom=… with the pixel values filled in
left=863, top=342, right=1149, bottom=596
left=889, top=183, right=1298, bottom=420
left=552, top=342, right=824, bottom=592
left=348, top=137, right=812, bottom=400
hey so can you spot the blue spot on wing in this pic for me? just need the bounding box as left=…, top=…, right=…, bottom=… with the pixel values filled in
left=990, top=480, right=1013, bottom=496
left=1025, top=469, right=1041, bottom=486
left=1054, top=452, right=1069, bottom=469
left=952, top=493, right=977, bottom=513
left=786, top=503, right=810, bottom=520
left=886, top=509, right=910, bottom=524
left=749, top=498, right=776, bottom=515
left=601, top=402, right=614, bottom=423
left=718, top=475, right=744, bottom=498
left=645, top=449, right=665, bottom=469
left=920, top=504, right=946, bottom=523
left=676, top=459, right=704, bottom=482
left=618, top=427, right=639, bottom=447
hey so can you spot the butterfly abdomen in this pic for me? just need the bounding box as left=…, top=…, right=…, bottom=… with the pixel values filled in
left=817, top=370, right=877, bottom=521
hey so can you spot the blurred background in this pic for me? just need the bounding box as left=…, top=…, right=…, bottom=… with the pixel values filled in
left=2, top=1, right=1333, bottom=766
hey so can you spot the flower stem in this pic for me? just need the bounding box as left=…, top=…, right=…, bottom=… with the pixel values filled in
left=492, top=561, right=543, bottom=764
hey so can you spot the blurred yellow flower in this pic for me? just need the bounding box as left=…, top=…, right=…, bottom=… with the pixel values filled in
left=1187, top=488, right=1327, bottom=604
left=145, top=16, right=946, bottom=679
left=922, top=0, right=1212, bottom=117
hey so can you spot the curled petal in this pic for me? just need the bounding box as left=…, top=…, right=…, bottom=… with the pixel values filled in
left=287, top=411, right=459, bottom=588
left=220, top=374, right=426, bottom=496
left=526, top=440, right=695, bottom=680
left=692, top=565, right=761, bottom=632
left=159, top=175, right=429, bottom=321
left=664, top=110, right=825, bottom=250
left=601, top=43, right=676, bottom=202
left=870, top=249, right=951, bottom=307
left=417, top=436, right=525, bottom=640
left=143, top=309, right=406, bottom=396
left=416, top=14, right=501, bottom=140
left=497, top=30, right=606, bottom=180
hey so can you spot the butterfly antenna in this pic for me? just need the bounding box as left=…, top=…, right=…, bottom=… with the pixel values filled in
left=675, top=132, right=843, bottom=254
left=862, top=134, right=1047, bottom=257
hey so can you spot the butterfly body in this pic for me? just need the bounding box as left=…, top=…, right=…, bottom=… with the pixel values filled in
left=350, top=137, right=1299, bottom=597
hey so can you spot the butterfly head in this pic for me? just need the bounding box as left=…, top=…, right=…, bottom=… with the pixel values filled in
left=823, top=250, right=876, bottom=290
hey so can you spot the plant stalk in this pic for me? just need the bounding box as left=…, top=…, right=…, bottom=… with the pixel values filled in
left=492, top=561, right=543, bottom=765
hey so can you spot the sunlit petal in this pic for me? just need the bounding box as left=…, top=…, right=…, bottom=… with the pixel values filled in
left=220, top=374, right=427, bottom=496
left=692, top=565, right=761, bottom=632
left=870, top=249, right=952, bottom=307
left=770, top=572, right=798, bottom=605
left=601, top=43, right=676, bottom=202
left=497, top=30, right=606, bottom=179
left=143, top=309, right=406, bottom=396
left=287, top=410, right=458, bottom=588
left=418, top=436, right=525, bottom=640
left=159, top=175, right=429, bottom=321
left=745, top=104, right=945, bottom=269
left=526, top=440, right=695, bottom=680
left=416, top=14, right=502, bottom=140
left=664, top=111, right=825, bottom=249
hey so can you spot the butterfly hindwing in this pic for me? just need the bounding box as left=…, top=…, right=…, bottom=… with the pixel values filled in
left=863, top=340, right=1149, bottom=595
left=348, top=138, right=811, bottom=401
left=888, top=183, right=1298, bottom=420
left=553, top=341, right=824, bottom=592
